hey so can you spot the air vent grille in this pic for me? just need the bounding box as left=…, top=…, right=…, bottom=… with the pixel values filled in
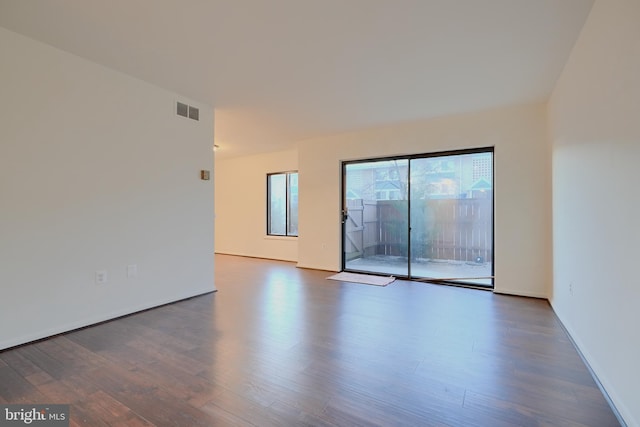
left=176, top=101, right=199, bottom=121
left=188, top=106, right=199, bottom=121
left=176, top=102, right=188, bottom=118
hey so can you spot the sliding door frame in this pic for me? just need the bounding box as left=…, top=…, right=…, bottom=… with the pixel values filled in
left=341, top=147, right=495, bottom=289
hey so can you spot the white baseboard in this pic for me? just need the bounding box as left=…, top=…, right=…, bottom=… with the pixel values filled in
left=492, top=288, right=548, bottom=299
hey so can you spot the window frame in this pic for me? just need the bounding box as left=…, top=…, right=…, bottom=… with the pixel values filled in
left=267, top=171, right=299, bottom=237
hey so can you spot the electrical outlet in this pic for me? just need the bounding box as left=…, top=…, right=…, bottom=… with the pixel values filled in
left=95, top=270, right=108, bottom=285
left=569, top=282, right=573, bottom=296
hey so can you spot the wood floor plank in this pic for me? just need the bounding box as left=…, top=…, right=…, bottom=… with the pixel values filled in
left=81, top=390, right=152, bottom=426
left=0, top=365, right=40, bottom=401
left=0, top=254, right=621, bottom=426
left=35, top=379, right=87, bottom=404
left=0, top=365, right=48, bottom=403
left=266, top=399, right=333, bottom=427
left=42, top=336, right=111, bottom=372
left=0, top=348, right=45, bottom=378
left=463, top=389, right=619, bottom=427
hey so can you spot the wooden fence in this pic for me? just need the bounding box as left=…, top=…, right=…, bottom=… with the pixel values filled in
left=343, top=199, right=378, bottom=260
left=345, top=198, right=492, bottom=262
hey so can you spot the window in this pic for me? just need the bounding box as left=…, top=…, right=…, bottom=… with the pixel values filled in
left=267, top=172, right=298, bottom=236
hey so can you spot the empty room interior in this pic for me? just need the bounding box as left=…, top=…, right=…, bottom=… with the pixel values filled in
left=1, top=0, right=638, bottom=426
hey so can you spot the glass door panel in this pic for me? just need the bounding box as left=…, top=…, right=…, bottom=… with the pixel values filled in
left=343, top=160, right=409, bottom=276
left=410, top=152, right=493, bottom=286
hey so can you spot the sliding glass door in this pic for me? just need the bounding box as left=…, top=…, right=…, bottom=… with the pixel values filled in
left=342, top=148, right=493, bottom=287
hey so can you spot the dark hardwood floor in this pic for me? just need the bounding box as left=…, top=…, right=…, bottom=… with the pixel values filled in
left=0, top=254, right=620, bottom=426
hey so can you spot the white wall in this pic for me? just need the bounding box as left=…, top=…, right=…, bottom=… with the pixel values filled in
left=548, top=0, right=640, bottom=425
left=214, top=149, right=298, bottom=262
left=0, top=27, right=215, bottom=350
left=297, top=103, right=551, bottom=297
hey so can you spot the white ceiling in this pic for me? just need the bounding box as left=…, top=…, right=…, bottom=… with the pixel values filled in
left=0, top=0, right=594, bottom=158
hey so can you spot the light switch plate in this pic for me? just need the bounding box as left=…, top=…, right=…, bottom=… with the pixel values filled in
left=95, top=270, right=108, bottom=284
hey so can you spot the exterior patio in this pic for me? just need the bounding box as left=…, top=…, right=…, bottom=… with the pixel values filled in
left=346, top=255, right=493, bottom=286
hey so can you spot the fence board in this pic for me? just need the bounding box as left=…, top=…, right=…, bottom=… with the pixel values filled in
left=345, top=198, right=492, bottom=262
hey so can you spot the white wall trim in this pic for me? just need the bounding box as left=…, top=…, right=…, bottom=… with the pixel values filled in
left=492, top=289, right=548, bottom=299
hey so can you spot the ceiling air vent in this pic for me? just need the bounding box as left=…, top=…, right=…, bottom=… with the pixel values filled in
left=188, top=106, right=199, bottom=121
left=176, top=101, right=188, bottom=118
left=176, top=101, right=199, bottom=121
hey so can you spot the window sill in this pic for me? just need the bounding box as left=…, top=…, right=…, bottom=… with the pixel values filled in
left=264, top=235, right=298, bottom=240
